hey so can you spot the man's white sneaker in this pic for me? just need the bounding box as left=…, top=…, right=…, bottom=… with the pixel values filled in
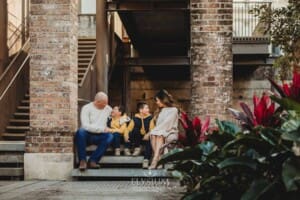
left=114, top=148, right=121, bottom=156
left=142, top=159, right=149, bottom=169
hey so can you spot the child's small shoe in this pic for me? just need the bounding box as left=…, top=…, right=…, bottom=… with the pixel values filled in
left=124, top=148, right=131, bottom=156
left=142, top=159, right=149, bottom=169
left=114, top=148, right=121, bottom=156
left=132, top=147, right=141, bottom=156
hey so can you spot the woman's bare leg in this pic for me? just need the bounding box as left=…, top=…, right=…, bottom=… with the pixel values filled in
left=150, top=135, right=156, bottom=154
left=155, top=136, right=164, bottom=159
left=149, top=135, right=165, bottom=169
left=149, top=135, right=158, bottom=169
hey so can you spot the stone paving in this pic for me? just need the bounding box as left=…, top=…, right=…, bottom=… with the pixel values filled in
left=0, top=180, right=185, bottom=200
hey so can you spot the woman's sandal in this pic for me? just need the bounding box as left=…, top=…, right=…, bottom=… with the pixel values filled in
left=148, top=158, right=159, bottom=170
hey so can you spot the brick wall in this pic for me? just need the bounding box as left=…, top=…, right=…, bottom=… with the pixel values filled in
left=27, top=0, right=78, bottom=153
left=190, top=0, right=233, bottom=120
left=233, top=66, right=273, bottom=109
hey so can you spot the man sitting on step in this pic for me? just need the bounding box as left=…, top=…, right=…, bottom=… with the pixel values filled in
left=75, top=92, right=114, bottom=171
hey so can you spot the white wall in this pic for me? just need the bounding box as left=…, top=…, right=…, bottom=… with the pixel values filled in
left=80, top=0, right=96, bottom=14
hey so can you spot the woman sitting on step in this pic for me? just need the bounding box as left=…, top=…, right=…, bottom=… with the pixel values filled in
left=148, top=89, right=180, bottom=169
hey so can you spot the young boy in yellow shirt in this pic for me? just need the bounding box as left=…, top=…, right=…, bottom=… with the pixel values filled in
left=107, top=105, right=130, bottom=156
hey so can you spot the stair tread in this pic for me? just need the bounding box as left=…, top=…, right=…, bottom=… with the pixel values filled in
left=7, top=126, right=29, bottom=129
left=78, top=45, right=96, bottom=48
left=2, top=133, right=26, bottom=137
left=17, top=106, right=29, bottom=109
left=0, top=141, right=25, bottom=151
left=0, top=168, right=24, bottom=176
left=78, top=50, right=95, bottom=53
left=99, top=156, right=144, bottom=164
left=0, top=154, right=24, bottom=163
left=14, top=113, right=29, bottom=115
left=10, top=119, right=29, bottom=122
left=72, top=168, right=171, bottom=178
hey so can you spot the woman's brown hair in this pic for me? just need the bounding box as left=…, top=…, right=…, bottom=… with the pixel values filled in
left=153, top=89, right=182, bottom=121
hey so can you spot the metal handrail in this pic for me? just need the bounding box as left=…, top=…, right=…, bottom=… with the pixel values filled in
left=8, top=22, right=23, bottom=41
left=233, top=1, right=272, bottom=37
left=79, top=50, right=97, bottom=87
left=7, top=15, right=29, bottom=53
left=0, top=39, right=30, bottom=82
left=0, top=55, right=30, bottom=101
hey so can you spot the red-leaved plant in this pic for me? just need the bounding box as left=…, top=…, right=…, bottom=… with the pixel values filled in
left=179, top=112, right=210, bottom=146
left=269, top=71, right=300, bottom=102
left=228, top=94, right=278, bottom=130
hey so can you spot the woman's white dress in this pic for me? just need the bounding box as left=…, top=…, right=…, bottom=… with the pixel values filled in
left=150, top=107, right=179, bottom=138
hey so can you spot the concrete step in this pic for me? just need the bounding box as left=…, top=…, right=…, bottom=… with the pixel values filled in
left=72, top=168, right=171, bottom=179
left=99, top=156, right=143, bottom=165
left=21, top=100, right=29, bottom=105
left=2, top=133, right=26, bottom=140
left=0, top=154, right=24, bottom=163
left=78, top=73, right=85, bottom=77
left=0, top=168, right=23, bottom=176
left=78, top=58, right=92, bottom=62
left=78, top=45, right=96, bottom=49
left=0, top=141, right=25, bottom=152
left=78, top=41, right=96, bottom=45
left=9, top=119, right=30, bottom=126
left=6, top=126, right=29, bottom=133
left=17, top=106, right=29, bottom=112
left=13, top=113, right=29, bottom=119
left=78, top=54, right=93, bottom=58
left=78, top=68, right=87, bottom=72
left=78, top=38, right=96, bottom=41
left=78, top=62, right=89, bottom=65
left=78, top=49, right=95, bottom=54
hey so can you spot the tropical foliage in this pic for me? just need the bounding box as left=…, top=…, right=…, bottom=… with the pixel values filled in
left=159, top=74, right=300, bottom=200
left=178, top=112, right=210, bottom=146
left=250, top=0, right=300, bottom=79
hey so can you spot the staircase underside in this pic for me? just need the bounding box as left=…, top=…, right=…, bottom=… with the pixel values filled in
left=108, top=0, right=190, bottom=57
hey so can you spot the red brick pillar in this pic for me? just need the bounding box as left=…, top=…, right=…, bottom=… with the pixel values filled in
left=190, top=0, right=233, bottom=120
left=25, top=0, right=78, bottom=180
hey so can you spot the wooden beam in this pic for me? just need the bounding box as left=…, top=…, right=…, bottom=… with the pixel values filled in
left=122, top=66, right=130, bottom=113
left=0, top=0, right=8, bottom=75
left=118, top=56, right=190, bottom=67
left=96, top=0, right=109, bottom=93
left=106, top=1, right=189, bottom=12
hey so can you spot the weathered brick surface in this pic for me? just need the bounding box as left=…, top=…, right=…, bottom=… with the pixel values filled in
left=190, top=0, right=233, bottom=120
left=233, top=66, right=273, bottom=109
left=28, top=0, right=78, bottom=153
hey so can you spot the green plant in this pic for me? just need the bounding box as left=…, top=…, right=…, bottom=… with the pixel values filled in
left=160, top=91, right=300, bottom=199
left=250, top=0, right=300, bottom=78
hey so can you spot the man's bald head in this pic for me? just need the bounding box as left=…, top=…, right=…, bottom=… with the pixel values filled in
left=94, top=92, right=108, bottom=109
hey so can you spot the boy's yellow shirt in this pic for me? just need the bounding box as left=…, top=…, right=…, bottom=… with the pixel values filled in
left=110, top=116, right=127, bottom=135
left=124, top=113, right=155, bottom=139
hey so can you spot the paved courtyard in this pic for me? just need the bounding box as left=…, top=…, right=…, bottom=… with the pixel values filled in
left=0, top=180, right=184, bottom=200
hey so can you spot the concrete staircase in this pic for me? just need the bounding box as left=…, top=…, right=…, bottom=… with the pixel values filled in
left=0, top=38, right=96, bottom=179
left=2, top=38, right=96, bottom=141
left=72, top=146, right=171, bottom=180
left=2, top=94, right=30, bottom=141
left=0, top=141, right=25, bottom=180
left=78, top=38, right=96, bottom=84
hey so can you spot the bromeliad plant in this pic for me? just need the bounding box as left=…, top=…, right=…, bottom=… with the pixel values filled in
left=179, top=112, right=210, bottom=146
left=228, top=94, right=279, bottom=130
